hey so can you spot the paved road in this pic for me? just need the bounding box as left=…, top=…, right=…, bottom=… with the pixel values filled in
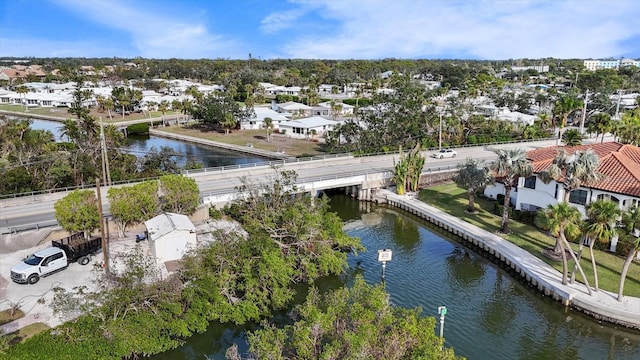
left=0, top=136, right=610, bottom=234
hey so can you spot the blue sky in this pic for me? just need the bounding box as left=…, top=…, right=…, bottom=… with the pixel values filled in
left=1, top=0, right=640, bottom=60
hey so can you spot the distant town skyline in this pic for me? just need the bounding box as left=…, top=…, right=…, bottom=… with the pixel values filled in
left=1, top=0, right=640, bottom=60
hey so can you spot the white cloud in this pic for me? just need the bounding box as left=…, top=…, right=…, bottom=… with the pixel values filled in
left=51, top=0, right=242, bottom=58
left=260, top=8, right=308, bottom=33
left=274, top=0, right=640, bottom=59
left=0, top=37, right=127, bottom=58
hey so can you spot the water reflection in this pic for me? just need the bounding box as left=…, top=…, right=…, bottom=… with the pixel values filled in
left=154, top=196, right=640, bottom=360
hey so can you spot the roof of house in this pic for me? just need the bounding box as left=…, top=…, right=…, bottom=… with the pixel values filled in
left=280, top=116, right=338, bottom=129
left=278, top=101, right=312, bottom=110
left=144, top=213, right=196, bottom=241
left=527, top=142, right=640, bottom=197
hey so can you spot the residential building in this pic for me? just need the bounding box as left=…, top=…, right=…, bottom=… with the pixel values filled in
left=144, top=213, right=197, bottom=265
left=278, top=116, right=339, bottom=139
left=484, top=142, right=640, bottom=215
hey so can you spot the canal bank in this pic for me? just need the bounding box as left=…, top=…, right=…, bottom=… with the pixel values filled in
left=149, top=129, right=292, bottom=160
left=379, top=190, right=640, bottom=330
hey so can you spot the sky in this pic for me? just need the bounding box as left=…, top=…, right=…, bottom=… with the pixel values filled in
left=1, top=0, right=640, bottom=60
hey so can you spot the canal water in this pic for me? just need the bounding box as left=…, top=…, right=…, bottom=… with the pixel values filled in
left=152, top=194, right=640, bottom=360
left=28, top=119, right=268, bottom=168
left=26, top=118, right=640, bottom=359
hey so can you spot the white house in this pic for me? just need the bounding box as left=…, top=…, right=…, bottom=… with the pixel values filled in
left=275, top=101, right=312, bottom=117
left=144, top=213, right=197, bottom=264
left=278, top=116, right=339, bottom=139
left=241, top=106, right=289, bottom=130
left=485, top=142, right=640, bottom=215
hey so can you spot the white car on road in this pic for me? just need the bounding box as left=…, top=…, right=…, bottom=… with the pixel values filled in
left=432, top=149, right=457, bottom=159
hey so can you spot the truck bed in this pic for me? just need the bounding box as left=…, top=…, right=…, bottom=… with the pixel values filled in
left=52, top=233, right=102, bottom=262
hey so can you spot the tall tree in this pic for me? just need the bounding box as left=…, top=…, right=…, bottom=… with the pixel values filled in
left=108, top=181, right=160, bottom=237
left=586, top=113, right=612, bottom=143
left=553, top=95, right=583, bottom=141
left=538, top=148, right=604, bottom=205
left=15, top=85, right=29, bottom=111
left=159, top=174, right=200, bottom=215
left=263, top=117, right=273, bottom=142
left=54, top=189, right=100, bottom=238
left=238, top=276, right=460, bottom=360
left=581, top=199, right=620, bottom=291
left=536, top=202, right=592, bottom=294
left=618, top=205, right=640, bottom=302
left=491, top=148, right=533, bottom=234
left=455, top=158, right=494, bottom=213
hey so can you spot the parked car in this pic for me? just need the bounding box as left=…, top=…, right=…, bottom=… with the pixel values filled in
left=10, top=233, right=102, bottom=284
left=432, top=149, right=457, bottom=159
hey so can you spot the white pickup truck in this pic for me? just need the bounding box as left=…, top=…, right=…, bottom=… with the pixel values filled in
left=10, top=232, right=102, bottom=284
left=10, top=246, right=69, bottom=284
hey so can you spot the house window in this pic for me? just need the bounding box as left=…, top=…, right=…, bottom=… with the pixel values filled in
left=596, top=194, right=620, bottom=204
left=524, top=176, right=536, bottom=189
left=569, top=189, right=588, bottom=205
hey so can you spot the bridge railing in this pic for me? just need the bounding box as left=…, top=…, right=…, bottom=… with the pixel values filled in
left=0, top=136, right=553, bottom=200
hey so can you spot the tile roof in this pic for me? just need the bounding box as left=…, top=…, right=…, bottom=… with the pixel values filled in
left=527, top=142, right=640, bottom=197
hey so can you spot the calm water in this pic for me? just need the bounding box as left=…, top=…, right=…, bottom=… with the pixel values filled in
left=26, top=118, right=640, bottom=359
left=28, top=119, right=268, bottom=168
left=152, top=194, right=640, bottom=360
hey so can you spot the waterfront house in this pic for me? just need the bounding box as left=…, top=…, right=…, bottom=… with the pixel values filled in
left=278, top=116, right=339, bottom=139
left=484, top=142, right=640, bottom=214
left=241, top=106, right=288, bottom=130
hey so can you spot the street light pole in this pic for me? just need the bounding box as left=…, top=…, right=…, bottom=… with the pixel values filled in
left=439, top=111, right=443, bottom=150
left=579, top=90, right=589, bottom=135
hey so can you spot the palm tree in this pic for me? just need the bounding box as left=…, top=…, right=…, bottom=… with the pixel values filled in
left=553, top=95, right=583, bottom=143
left=263, top=117, right=273, bottom=142
left=221, top=113, right=236, bottom=135
left=587, top=113, right=612, bottom=143
left=536, top=202, right=592, bottom=294
left=103, top=97, right=115, bottom=121
left=618, top=205, right=640, bottom=302
left=158, top=100, right=170, bottom=127
left=491, top=148, right=533, bottom=234
left=15, top=85, right=29, bottom=111
left=561, top=129, right=583, bottom=146
left=579, top=199, right=620, bottom=291
left=455, top=158, right=494, bottom=213
left=539, top=148, right=604, bottom=204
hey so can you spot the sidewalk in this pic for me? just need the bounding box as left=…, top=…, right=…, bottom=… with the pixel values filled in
left=383, top=191, right=640, bottom=330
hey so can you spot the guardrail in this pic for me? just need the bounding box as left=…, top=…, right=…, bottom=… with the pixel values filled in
left=0, top=136, right=551, bottom=201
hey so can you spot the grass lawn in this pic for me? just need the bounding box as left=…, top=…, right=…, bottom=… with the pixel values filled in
left=157, top=125, right=328, bottom=157
left=418, top=183, right=640, bottom=298
left=0, top=104, right=177, bottom=123
left=0, top=309, right=24, bottom=326
left=2, top=323, right=50, bottom=346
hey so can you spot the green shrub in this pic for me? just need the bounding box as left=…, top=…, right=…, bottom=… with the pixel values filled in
left=127, top=123, right=149, bottom=135
left=209, top=206, right=223, bottom=220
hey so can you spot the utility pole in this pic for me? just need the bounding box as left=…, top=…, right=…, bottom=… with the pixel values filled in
left=579, top=90, right=589, bottom=135
left=614, top=89, right=622, bottom=120
left=96, top=178, right=109, bottom=276
left=439, top=110, right=443, bottom=150
left=99, top=117, right=111, bottom=186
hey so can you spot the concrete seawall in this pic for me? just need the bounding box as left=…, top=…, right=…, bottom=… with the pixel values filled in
left=378, top=191, right=640, bottom=330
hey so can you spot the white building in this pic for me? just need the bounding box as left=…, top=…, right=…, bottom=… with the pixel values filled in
left=144, top=213, right=197, bottom=264
left=485, top=142, right=640, bottom=215
left=241, top=106, right=289, bottom=130
left=278, top=116, right=339, bottom=139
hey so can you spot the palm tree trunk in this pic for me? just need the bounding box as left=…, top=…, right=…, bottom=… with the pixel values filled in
left=561, top=234, right=592, bottom=295
left=617, top=249, right=638, bottom=302
left=570, top=239, right=585, bottom=284
left=589, top=242, right=599, bottom=291
left=500, top=186, right=511, bottom=233
left=558, top=234, right=568, bottom=285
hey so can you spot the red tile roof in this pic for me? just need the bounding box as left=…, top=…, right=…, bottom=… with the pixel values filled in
left=527, top=142, right=640, bottom=197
